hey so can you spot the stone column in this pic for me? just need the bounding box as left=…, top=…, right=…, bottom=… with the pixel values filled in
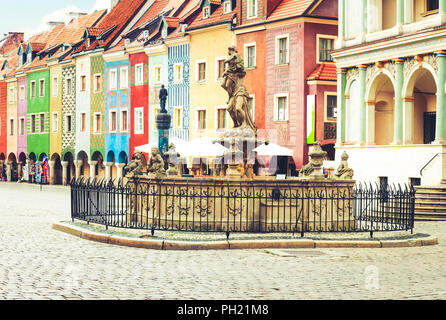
left=6, top=162, right=12, bottom=182
left=359, top=65, right=367, bottom=145
left=89, top=161, right=98, bottom=181
left=104, top=162, right=113, bottom=181
left=337, top=68, right=347, bottom=145
left=116, top=163, right=126, bottom=180
left=404, top=0, right=413, bottom=24
left=49, top=161, right=55, bottom=185
left=360, top=0, right=368, bottom=41
left=18, top=162, right=23, bottom=180
left=436, top=51, right=446, bottom=143
left=62, top=161, right=69, bottom=185
left=393, top=58, right=404, bottom=145
left=396, top=0, right=404, bottom=30
left=366, top=100, right=376, bottom=145
left=75, top=160, right=83, bottom=179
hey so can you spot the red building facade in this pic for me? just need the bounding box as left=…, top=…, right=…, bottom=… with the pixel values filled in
left=236, top=0, right=338, bottom=169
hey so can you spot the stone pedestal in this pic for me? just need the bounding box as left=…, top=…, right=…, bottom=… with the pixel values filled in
left=6, top=162, right=12, bottom=182
left=116, top=163, right=126, bottom=179
left=104, top=162, right=113, bottom=181
left=62, top=161, right=69, bottom=186
left=75, top=160, right=83, bottom=179
left=89, top=161, right=98, bottom=181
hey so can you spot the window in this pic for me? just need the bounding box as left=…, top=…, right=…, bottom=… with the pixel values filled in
left=124, top=38, right=130, bottom=46
left=154, top=66, right=162, bottom=84
left=31, top=114, right=36, bottom=133
left=39, top=79, right=45, bottom=97
left=94, top=113, right=101, bottom=134
left=19, top=86, right=25, bottom=101
left=121, top=110, right=128, bottom=132
left=120, top=67, right=129, bottom=89
left=318, top=37, right=335, bottom=63
left=27, top=52, right=32, bottom=64
left=276, top=35, right=289, bottom=65
left=326, top=94, right=337, bottom=121
left=174, top=107, right=182, bottom=129
left=80, top=113, right=86, bottom=132
left=245, top=44, right=256, bottom=68
left=52, top=77, right=58, bottom=97
left=40, top=113, right=45, bottom=133
left=66, top=78, right=72, bottom=95
left=8, top=87, right=14, bottom=104
left=19, top=117, right=25, bottom=136
left=247, top=0, right=257, bottom=18
left=94, top=74, right=102, bottom=93
left=134, top=108, right=144, bottom=134
left=143, top=30, right=149, bottom=38
left=52, top=112, right=58, bottom=133
left=110, top=111, right=117, bottom=132
left=66, top=115, right=72, bottom=133
left=217, top=59, right=226, bottom=80
left=198, top=109, right=207, bottom=130
left=9, top=118, right=14, bottom=136
left=30, top=81, right=36, bottom=98
left=203, top=6, right=210, bottom=18
left=135, top=64, right=144, bottom=86
left=110, top=69, right=117, bottom=90
left=197, top=62, right=206, bottom=82
left=223, top=1, right=232, bottom=14
left=274, top=94, right=288, bottom=121
left=80, top=75, right=86, bottom=91
left=174, top=63, right=183, bottom=84
left=427, top=0, right=439, bottom=12
left=217, top=108, right=227, bottom=130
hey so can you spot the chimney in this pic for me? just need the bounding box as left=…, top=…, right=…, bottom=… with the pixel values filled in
left=110, top=0, right=120, bottom=10
left=47, top=21, right=65, bottom=29
left=67, top=12, right=88, bottom=21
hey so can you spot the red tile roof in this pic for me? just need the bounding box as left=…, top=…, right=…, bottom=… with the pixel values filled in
left=164, top=16, right=179, bottom=28
left=86, top=27, right=105, bottom=37
left=186, top=5, right=235, bottom=31
left=266, top=0, right=315, bottom=22
left=307, top=63, right=337, bottom=81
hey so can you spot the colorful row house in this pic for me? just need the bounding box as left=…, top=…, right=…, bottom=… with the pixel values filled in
left=333, top=0, right=446, bottom=186
left=0, top=0, right=340, bottom=184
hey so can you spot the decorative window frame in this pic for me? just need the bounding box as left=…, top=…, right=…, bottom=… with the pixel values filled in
left=274, top=93, right=289, bottom=122
left=9, top=117, right=14, bottom=136
left=203, top=6, right=210, bottom=19
left=65, top=114, right=72, bottom=133
left=39, top=79, right=45, bottom=97
left=52, top=76, right=59, bottom=97
left=275, top=34, right=290, bottom=65
left=244, top=42, right=257, bottom=69
left=66, top=78, right=72, bottom=96
left=134, top=107, right=144, bottom=135
left=215, top=56, right=227, bottom=82
left=215, top=105, right=228, bottom=131
left=173, top=106, right=183, bottom=129
left=173, top=63, right=183, bottom=84
left=120, top=109, right=129, bottom=133
left=19, top=116, right=25, bottom=136
left=324, top=91, right=338, bottom=122
left=247, top=0, right=258, bottom=19
left=109, top=110, right=118, bottom=133
left=30, top=114, right=37, bottom=133
left=93, top=112, right=102, bottom=134
left=80, top=112, right=87, bottom=132
left=52, top=112, right=58, bottom=133
left=80, top=75, right=87, bottom=92
left=19, top=86, right=25, bottom=101
left=196, top=59, right=207, bottom=84
left=93, top=73, right=102, bottom=93
left=316, top=34, right=337, bottom=64
left=39, top=112, right=46, bottom=133
left=8, top=87, right=15, bottom=104
left=153, top=65, right=163, bottom=85
left=196, top=107, right=208, bottom=130
left=109, top=69, right=118, bottom=91
left=135, top=64, right=144, bottom=86
left=120, top=66, right=129, bottom=89
left=30, top=81, right=36, bottom=98
left=223, top=1, right=232, bottom=14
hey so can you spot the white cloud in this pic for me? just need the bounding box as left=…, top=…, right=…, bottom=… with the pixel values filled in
left=92, top=0, right=111, bottom=12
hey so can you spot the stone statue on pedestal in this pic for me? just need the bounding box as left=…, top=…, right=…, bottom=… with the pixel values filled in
left=124, top=151, right=144, bottom=178
left=335, top=151, right=354, bottom=180
left=147, top=146, right=166, bottom=178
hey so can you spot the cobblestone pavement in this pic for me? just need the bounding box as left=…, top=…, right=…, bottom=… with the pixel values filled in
left=0, top=182, right=445, bottom=300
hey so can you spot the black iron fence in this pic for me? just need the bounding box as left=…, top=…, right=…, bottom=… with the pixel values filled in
left=70, top=178, right=415, bottom=238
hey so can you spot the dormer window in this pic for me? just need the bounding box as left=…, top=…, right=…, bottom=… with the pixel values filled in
left=125, top=38, right=130, bottom=46
left=180, top=24, right=188, bottom=33
left=162, top=28, right=168, bottom=39
left=223, top=1, right=232, bottom=14
left=87, top=38, right=91, bottom=47
left=27, top=52, right=32, bottom=64
left=203, top=6, right=210, bottom=19
left=143, top=30, right=149, bottom=38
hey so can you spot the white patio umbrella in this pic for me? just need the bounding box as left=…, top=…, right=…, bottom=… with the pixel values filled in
left=182, top=137, right=228, bottom=158
left=253, top=143, right=294, bottom=157
left=134, top=143, right=157, bottom=154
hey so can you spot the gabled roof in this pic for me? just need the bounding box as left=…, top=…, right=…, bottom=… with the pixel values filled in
left=307, top=63, right=337, bottom=82
left=266, top=0, right=315, bottom=22
left=186, top=3, right=235, bottom=31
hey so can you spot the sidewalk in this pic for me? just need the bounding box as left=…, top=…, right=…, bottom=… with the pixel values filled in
left=53, top=220, right=439, bottom=250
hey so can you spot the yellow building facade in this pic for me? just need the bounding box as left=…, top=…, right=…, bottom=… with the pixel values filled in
left=189, top=24, right=236, bottom=141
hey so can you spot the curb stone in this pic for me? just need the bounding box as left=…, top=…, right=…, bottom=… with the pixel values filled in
left=52, top=222, right=439, bottom=251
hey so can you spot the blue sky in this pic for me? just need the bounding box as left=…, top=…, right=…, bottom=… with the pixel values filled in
left=0, top=0, right=110, bottom=39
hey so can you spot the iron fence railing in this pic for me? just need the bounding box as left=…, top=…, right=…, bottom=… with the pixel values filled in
left=70, top=178, right=415, bottom=238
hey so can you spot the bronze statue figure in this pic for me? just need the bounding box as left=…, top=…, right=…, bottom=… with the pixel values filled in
left=147, top=146, right=166, bottom=178
left=124, top=151, right=144, bottom=178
